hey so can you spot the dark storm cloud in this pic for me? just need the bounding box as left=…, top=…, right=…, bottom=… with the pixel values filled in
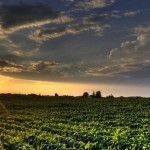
left=0, top=38, right=40, bottom=59
left=29, top=61, right=78, bottom=78
left=0, top=3, right=71, bottom=38
left=86, top=62, right=150, bottom=78
left=0, top=60, right=73, bottom=80
left=0, top=59, right=25, bottom=72
left=86, top=25, right=150, bottom=79
left=0, top=60, right=15, bottom=67
left=0, top=59, right=68, bottom=79
left=30, top=61, right=60, bottom=72
left=0, top=4, right=58, bottom=29
left=0, top=59, right=92, bottom=81
left=0, top=0, right=150, bottom=84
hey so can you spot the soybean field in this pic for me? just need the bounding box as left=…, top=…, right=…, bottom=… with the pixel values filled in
left=0, top=95, right=150, bottom=150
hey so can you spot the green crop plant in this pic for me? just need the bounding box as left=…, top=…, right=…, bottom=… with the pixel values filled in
left=0, top=96, right=150, bottom=149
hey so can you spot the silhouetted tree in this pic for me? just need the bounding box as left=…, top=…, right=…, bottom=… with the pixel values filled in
left=55, top=93, right=59, bottom=97
left=83, top=92, right=89, bottom=98
left=91, top=91, right=96, bottom=98
left=96, top=91, right=102, bottom=98
left=106, top=94, right=114, bottom=99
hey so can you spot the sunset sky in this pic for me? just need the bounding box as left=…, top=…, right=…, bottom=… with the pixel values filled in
left=0, top=0, right=150, bottom=96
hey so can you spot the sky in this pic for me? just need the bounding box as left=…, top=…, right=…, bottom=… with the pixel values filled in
left=0, top=0, right=150, bottom=96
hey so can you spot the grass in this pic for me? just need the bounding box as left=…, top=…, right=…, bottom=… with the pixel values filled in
left=0, top=95, right=150, bottom=150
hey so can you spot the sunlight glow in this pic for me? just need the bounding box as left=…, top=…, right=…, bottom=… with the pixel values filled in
left=0, top=75, right=150, bottom=97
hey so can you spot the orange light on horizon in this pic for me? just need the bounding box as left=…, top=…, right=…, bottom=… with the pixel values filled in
left=0, top=75, right=112, bottom=96
left=0, top=75, right=150, bottom=97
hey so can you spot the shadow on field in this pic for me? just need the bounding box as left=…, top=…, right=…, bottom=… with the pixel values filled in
left=0, top=101, right=10, bottom=149
left=0, top=101, right=9, bottom=115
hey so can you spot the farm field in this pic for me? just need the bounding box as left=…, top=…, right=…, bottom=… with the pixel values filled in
left=0, top=95, right=150, bottom=150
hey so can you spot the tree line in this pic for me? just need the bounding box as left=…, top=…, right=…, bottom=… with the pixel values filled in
left=82, top=91, right=102, bottom=98
left=0, top=91, right=103, bottom=99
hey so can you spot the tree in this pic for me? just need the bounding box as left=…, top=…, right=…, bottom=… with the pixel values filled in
left=83, top=92, right=89, bottom=98
left=91, top=91, right=96, bottom=98
left=106, top=94, right=114, bottom=99
left=55, top=93, right=59, bottom=97
left=96, top=91, right=102, bottom=98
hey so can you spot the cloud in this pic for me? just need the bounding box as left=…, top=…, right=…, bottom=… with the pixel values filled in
left=29, top=61, right=60, bottom=72
left=0, top=3, right=72, bottom=38
left=33, top=61, right=77, bottom=80
left=0, top=58, right=90, bottom=81
left=12, top=48, right=40, bottom=57
left=124, top=10, right=141, bottom=17
left=0, top=59, right=71, bottom=79
left=76, top=0, right=116, bottom=10
left=86, top=26, right=150, bottom=78
left=0, top=0, right=149, bottom=85
left=29, top=20, right=110, bottom=43
left=86, top=62, right=150, bottom=78
left=0, top=4, right=58, bottom=28
left=0, top=59, right=60, bottom=74
left=28, top=61, right=77, bottom=79
left=0, top=59, right=59, bottom=73
left=109, top=26, right=150, bottom=62
left=108, top=10, right=141, bottom=19
left=110, top=10, right=141, bottom=19
left=0, top=59, right=25, bottom=72
left=0, top=38, right=40, bottom=57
